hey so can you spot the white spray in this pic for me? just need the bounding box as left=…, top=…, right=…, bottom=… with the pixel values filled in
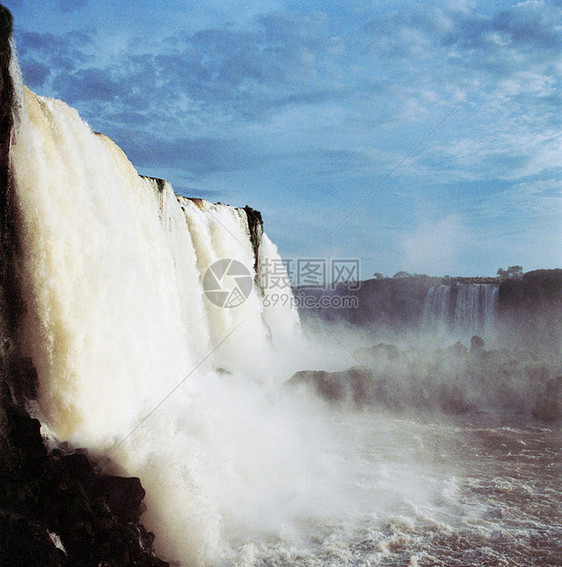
left=9, top=81, right=364, bottom=565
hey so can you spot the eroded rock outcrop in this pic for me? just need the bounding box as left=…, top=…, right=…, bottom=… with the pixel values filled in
left=0, top=396, right=169, bottom=567
left=288, top=340, right=559, bottom=420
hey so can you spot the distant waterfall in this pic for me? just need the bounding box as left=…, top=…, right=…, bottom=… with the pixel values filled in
left=422, top=283, right=499, bottom=338
left=422, top=285, right=452, bottom=334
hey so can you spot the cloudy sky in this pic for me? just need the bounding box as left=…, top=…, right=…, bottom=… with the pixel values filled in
left=6, top=0, right=561, bottom=277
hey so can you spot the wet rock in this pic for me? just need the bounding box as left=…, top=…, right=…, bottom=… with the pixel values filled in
left=532, top=376, right=562, bottom=423
left=287, top=367, right=398, bottom=409
left=0, top=511, right=66, bottom=567
left=0, top=401, right=169, bottom=566
left=355, top=343, right=402, bottom=363
left=0, top=401, right=47, bottom=469
left=440, top=340, right=468, bottom=358
left=95, top=475, right=146, bottom=523
left=435, top=383, right=473, bottom=415
left=244, top=205, right=263, bottom=272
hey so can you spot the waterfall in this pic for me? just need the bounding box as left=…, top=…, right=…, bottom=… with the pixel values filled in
left=10, top=85, right=298, bottom=433
left=422, top=285, right=452, bottom=334
left=422, top=283, right=499, bottom=339
left=5, top=61, right=314, bottom=563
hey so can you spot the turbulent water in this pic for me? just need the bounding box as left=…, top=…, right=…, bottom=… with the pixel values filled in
left=231, top=412, right=561, bottom=567
left=6, top=48, right=561, bottom=567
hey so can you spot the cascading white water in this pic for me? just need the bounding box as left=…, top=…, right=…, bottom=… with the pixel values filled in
left=9, top=82, right=337, bottom=565
left=422, top=285, right=452, bottom=334
left=11, top=86, right=276, bottom=435
left=454, top=283, right=499, bottom=335
left=422, top=283, right=499, bottom=339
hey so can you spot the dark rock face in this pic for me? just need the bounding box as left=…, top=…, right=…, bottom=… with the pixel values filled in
left=470, top=335, right=485, bottom=354
left=497, top=269, right=562, bottom=353
left=95, top=476, right=146, bottom=523
left=287, top=365, right=471, bottom=415
left=0, top=511, right=67, bottom=567
left=288, top=363, right=412, bottom=412
left=0, top=401, right=169, bottom=567
left=0, top=5, right=14, bottom=222
left=0, top=5, right=17, bottom=356
left=298, top=276, right=434, bottom=332
left=2, top=355, right=39, bottom=404
left=243, top=205, right=263, bottom=273
left=0, top=4, right=37, bottom=410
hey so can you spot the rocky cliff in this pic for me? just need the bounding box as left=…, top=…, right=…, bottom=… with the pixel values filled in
left=298, top=270, right=562, bottom=353
left=0, top=384, right=170, bottom=567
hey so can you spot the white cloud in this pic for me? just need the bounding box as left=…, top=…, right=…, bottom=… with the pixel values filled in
left=401, top=214, right=468, bottom=274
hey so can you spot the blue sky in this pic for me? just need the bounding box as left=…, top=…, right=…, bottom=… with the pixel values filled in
left=6, top=0, right=561, bottom=277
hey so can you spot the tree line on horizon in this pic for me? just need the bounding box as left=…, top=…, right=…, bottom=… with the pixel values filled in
left=372, top=265, right=526, bottom=280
